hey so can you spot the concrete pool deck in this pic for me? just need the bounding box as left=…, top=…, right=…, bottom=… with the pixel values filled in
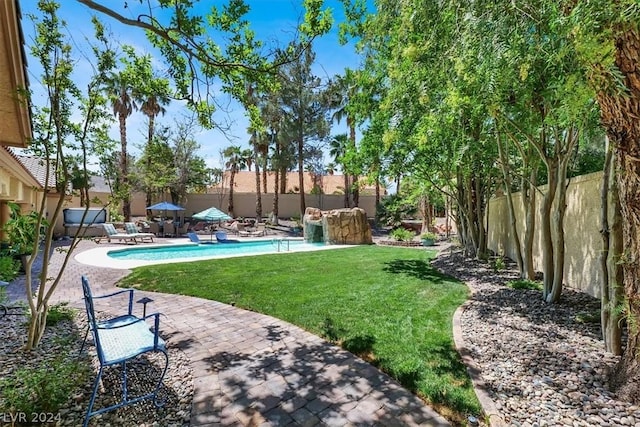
left=35, top=239, right=451, bottom=426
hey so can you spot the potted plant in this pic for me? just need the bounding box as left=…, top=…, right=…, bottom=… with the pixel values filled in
left=420, top=231, right=438, bottom=246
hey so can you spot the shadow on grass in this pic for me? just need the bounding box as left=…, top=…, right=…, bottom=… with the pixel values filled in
left=383, top=259, right=452, bottom=283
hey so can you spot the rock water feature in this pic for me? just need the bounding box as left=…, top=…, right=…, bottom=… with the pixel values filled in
left=303, top=207, right=373, bottom=245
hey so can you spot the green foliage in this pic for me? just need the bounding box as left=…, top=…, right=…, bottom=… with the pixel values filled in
left=377, top=194, right=417, bottom=228
left=492, top=257, right=506, bottom=272
left=390, top=228, right=415, bottom=242
left=507, top=279, right=543, bottom=291
left=2, top=203, right=48, bottom=256
left=0, top=356, right=88, bottom=415
left=420, top=232, right=437, bottom=241
left=46, top=303, right=75, bottom=326
left=0, top=256, right=20, bottom=282
left=575, top=310, right=601, bottom=324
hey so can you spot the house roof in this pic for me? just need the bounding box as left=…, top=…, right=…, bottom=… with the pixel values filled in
left=0, top=0, right=32, bottom=148
left=211, top=171, right=383, bottom=195
left=15, top=152, right=111, bottom=192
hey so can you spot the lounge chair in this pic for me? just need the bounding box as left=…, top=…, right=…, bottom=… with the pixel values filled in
left=163, top=222, right=175, bottom=237
left=96, top=224, right=137, bottom=244
left=124, top=222, right=155, bottom=243
left=215, top=231, right=228, bottom=242
left=187, top=232, right=216, bottom=244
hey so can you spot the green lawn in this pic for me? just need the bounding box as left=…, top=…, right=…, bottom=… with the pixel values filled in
left=120, top=245, right=480, bottom=422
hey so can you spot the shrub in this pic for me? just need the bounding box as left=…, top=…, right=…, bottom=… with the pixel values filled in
left=0, top=356, right=89, bottom=415
left=420, top=232, right=438, bottom=241
left=507, top=279, right=542, bottom=291
left=0, top=255, right=20, bottom=282
left=46, top=302, right=75, bottom=326
left=390, top=228, right=415, bottom=241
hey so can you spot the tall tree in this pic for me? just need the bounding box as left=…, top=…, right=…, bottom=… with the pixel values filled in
left=139, top=70, right=171, bottom=213
left=23, top=1, right=116, bottom=348
left=105, top=66, right=136, bottom=221
left=329, top=133, right=350, bottom=207
left=278, top=46, right=330, bottom=214
left=568, top=0, right=640, bottom=398
left=77, top=0, right=333, bottom=128
left=223, top=145, right=249, bottom=217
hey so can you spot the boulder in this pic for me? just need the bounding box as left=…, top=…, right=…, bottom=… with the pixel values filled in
left=322, top=208, right=372, bottom=245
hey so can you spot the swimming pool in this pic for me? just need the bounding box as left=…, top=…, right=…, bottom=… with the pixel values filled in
left=108, top=239, right=326, bottom=262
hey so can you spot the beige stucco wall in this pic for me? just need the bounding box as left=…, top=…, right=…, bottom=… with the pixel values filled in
left=487, top=171, right=605, bottom=298
left=50, top=192, right=378, bottom=235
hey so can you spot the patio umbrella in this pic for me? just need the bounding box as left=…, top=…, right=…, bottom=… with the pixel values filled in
left=146, top=201, right=185, bottom=211
left=192, top=207, right=232, bottom=240
left=146, top=201, right=186, bottom=224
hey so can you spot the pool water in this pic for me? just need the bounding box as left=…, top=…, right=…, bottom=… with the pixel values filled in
left=108, top=239, right=326, bottom=261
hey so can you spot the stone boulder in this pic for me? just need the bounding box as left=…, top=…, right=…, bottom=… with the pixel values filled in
left=303, top=207, right=324, bottom=242
left=322, top=208, right=372, bottom=245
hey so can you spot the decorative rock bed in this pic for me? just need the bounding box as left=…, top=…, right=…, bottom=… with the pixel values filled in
left=0, top=310, right=193, bottom=426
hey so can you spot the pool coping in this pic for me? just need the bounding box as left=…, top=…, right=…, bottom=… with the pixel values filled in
left=75, top=237, right=353, bottom=269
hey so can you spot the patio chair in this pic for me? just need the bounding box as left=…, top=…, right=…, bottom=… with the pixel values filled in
left=124, top=222, right=155, bottom=243
left=175, top=221, right=189, bottom=237
left=215, top=230, right=228, bottom=242
left=80, top=275, right=168, bottom=427
left=96, top=223, right=137, bottom=245
left=163, top=222, right=175, bottom=237
left=187, top=232, right=216, bottom=244
left=149, top=222, right=161, bottom=236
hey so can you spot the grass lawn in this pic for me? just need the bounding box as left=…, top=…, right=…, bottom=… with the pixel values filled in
left=120, top=245, right=480, bottom=422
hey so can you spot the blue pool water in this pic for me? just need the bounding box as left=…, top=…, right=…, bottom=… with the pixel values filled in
left=108, top=239, right=326, bottom=261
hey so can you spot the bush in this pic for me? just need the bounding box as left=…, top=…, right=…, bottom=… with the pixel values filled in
left=46, top=303, right=75, bottom=326
left=0, top=255, right=20, bottom=282
left=507, top=279, right=542, bottom=291
left=420, top=232, right=438, bottom=241
left=0, top=356, right=88, bottom=415
left=390, top=228, right=415, bottom=241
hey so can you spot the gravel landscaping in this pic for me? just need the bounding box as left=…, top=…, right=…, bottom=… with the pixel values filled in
left=433, top=248, right=640, bottom=427
left=0, top=310, right=193, bottom=426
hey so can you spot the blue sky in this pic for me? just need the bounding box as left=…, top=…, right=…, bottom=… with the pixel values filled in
left=20, top=0, right=368, bottom=171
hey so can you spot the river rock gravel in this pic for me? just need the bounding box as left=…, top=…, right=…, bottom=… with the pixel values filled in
left=0, top=309, right=192, bottom=427
left=432, top=248, right=640, bottom=427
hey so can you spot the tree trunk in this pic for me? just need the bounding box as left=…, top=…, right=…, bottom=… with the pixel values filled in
left=599, top=28, right=640, bottom=399
left=541, top=161, right=558, bottom=300
left=228, top=169, right=236, bottom=217
left=548, top=156, right=571, bottom=303
left=522, top=163, right=538, bottom=280
left=601, top=142, right=623, bottom=355
left=344, top=174, right=350, bottom=207
left=297, top=130, right=306, bottom=215
left=253, top=139, right=262, bottom=222
left=497, top=131, right=524, bottom=274
left=119, top=113, right=131, bottom=221
left=272, top=169, right=279, bottom=225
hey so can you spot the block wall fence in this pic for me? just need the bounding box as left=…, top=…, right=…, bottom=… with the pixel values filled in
left=487, top=171, right=606, bottom=298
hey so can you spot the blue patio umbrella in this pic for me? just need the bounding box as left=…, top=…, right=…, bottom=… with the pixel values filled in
left=146, top=201, right=185, bottom=211
left=146, top=201, right=185, bottom=224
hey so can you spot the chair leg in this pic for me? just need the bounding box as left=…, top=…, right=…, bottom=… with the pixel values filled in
left=152, top=349, right=170, bottom=407
left=121, top=361, right=128, bottom=402
left=83, top=365, right=104, bottom=427
left=79, top=327, right=90, bottom=355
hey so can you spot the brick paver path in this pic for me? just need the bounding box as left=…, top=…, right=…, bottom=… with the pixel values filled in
left=31, top=239, right=450, bottom=426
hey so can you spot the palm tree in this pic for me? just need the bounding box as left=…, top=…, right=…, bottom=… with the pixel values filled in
left=140, top=88, right=170, bottom=213
left=106, top=71, right=137, bottom=221
left=328, top=70, right=360, bottom=207
left=223, top=145, right=249, bottom=217
left=329, top=134, right=350, bottom=207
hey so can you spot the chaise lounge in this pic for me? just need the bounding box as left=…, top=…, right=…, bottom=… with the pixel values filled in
left=96, top=223, right=138, bottom=245
left=124, top=222, right=155, bottom=243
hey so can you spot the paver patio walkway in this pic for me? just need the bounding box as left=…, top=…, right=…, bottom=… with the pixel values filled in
left=27, top=239, right=450, bottom=426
